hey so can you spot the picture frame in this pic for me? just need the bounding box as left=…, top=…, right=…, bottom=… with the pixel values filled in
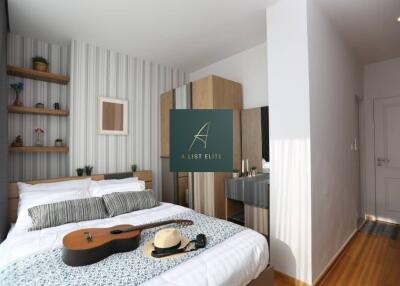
left=98, top=97, right=128, bottom=135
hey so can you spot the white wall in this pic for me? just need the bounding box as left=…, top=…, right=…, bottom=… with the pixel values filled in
left=266, top=0, right=312, bottom=283
left=189, top=43, right=267, bottom=109
left=362, top=57, right=400, bottom=219
left=307, top=0, right=362, bottom=282
left=267, top=0, right=363, bottom=283
left=69, top=40, right=186, bottom=197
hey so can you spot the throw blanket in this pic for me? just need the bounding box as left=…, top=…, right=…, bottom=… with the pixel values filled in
left=0, top=210, right=245, bottom=286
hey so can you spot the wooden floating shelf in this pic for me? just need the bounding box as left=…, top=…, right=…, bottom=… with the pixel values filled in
left=9, top=146, right=69, bottom=153
left=7, top=64, right=69, bottom=85
left=8, top=106, right=69, bottom=116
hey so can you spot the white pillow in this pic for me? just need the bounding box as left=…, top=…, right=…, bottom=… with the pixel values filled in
left=14, top=178, right=92, bottom=232
left=90, top=179, right=145, bottom=197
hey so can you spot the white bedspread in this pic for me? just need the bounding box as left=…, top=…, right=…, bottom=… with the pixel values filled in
left=0, top=203, right=268, bottom=286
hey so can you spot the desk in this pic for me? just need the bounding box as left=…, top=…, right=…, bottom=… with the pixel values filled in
left=225, top=173, right=269, bottom=236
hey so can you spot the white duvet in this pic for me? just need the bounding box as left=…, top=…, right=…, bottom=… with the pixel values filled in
left=0, top=203, right=268, bottom=286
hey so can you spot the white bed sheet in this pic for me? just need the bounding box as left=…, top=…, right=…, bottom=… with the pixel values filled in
left=0, top=203, right=268, bottom=286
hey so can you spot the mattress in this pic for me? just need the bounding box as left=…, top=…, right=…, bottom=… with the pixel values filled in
left=0, top=203, right=269, bottom=286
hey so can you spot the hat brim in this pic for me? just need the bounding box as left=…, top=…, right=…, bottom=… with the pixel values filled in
left=143, top=236, right=191, bottom=260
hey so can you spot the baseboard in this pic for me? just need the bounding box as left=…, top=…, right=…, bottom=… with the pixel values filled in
left=365, top=214, right=376, bottom=221
left=313, top=228, right=358, bottom=285
left=365, top=215, right=399, bottom=225
left=275, top=270, right=310, bottom=286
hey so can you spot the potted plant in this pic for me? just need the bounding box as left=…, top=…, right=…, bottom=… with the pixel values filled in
left=76, top=168, right=84, bottom=177
left=54, top=139, right=63, bottom=147
left=85, top=165, right=93, bottom=176
left=32, top=56, right=49, bottom=72
left=131, top=164, right=137, bottom=172
left=232, top=169, right=240, bottom=178
left=10, top=82, right=24, bottom=106
left=35, top=102, right=45, bottom=109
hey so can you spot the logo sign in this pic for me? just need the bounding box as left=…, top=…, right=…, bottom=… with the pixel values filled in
left=170, top=109, right=233, bottom=172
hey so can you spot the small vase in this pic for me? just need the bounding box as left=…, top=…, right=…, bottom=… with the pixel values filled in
left=13, top=92, right=23, bottom=106
left=35, top=133, right=43, bottom=146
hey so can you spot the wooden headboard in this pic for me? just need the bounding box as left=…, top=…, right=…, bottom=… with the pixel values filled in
left=8, top=171, right=152, bottom=223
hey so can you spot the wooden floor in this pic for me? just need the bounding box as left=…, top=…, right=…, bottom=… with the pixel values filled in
left=274, top=230, right=400, bottom=286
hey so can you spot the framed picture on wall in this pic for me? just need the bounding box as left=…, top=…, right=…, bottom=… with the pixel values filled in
left=98, top=97, right=128, bottom=135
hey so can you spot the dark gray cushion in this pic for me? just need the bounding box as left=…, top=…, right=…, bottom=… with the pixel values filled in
left=103, top=191, right=160, bottom=217
left=28, top=197, right=108, bottom=231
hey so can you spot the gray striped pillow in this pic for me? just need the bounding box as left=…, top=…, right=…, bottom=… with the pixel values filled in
left=103, top=190, right=160, bottom=217
left=28, top=197, right=108, bottom=231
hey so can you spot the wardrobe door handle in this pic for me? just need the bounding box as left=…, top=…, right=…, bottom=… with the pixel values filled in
left=376, top=158, right=389, bottom=166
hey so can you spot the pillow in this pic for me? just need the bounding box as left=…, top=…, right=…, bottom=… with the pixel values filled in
left=102, top=190, right=160, bottom=217
left=90, top=179, right=145, bottom=197
left=28, top=197, right=108, bottom=231
left=14, top=178, right=92, bottom=232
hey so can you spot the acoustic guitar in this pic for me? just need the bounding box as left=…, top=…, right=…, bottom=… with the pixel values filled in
left=62, top=219, right=193, bottom=266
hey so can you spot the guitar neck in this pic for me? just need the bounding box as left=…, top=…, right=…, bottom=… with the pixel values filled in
left=121, top=220, right=178, bottom=233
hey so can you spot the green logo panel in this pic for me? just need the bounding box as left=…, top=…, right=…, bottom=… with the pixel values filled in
left=170, top=109, right=233, bottom=172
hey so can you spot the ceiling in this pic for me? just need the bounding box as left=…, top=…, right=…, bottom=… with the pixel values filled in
left=8, top=0, right=274, bottom=72
left=8, top=0, right=400, bottom=72
left=316, top=0, right=400, bottom=65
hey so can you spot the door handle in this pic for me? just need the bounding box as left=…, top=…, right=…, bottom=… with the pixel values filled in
left=376, top=158, right=390, bottom=166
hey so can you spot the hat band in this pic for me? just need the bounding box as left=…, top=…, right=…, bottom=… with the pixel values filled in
left=153, top=241, right=181, bottom=255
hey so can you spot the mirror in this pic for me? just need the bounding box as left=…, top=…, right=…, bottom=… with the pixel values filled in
left=98, top=97, right=128, bottom=135
left=241, top=106, right=269, bottom=173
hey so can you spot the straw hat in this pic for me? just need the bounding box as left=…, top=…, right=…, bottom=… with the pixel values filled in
left=143, top=228, right=190, bottom=259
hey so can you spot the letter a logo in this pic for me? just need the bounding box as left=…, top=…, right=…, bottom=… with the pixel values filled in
left=189, top=122, right=210, bottom=151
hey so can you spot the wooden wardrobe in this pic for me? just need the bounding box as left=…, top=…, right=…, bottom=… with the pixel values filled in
left=160, top=75, right=243, bottom=219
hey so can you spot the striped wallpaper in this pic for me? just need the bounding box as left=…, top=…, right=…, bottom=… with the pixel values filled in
left=8, top=34, right=69, bottom=181
left=69, top=40, right=186, bottom=196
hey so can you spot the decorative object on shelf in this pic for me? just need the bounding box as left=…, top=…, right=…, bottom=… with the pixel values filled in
left=11, top=135, right=23, bottom=147
left=32, top=56, right=49, bottom=72
left=10, top=82, right=24, bottom=106
left=54, top=138, right=64, bottom=147
left=232, top=169, right=239, bottom=178
left=131, top=164, right=137, bottom=172
left=35, top=102, right=45, bottom=109
left=251, top=166, right=257, bottom=177
left=76, top=168, right=84, bottom=177
left=85, top=165, right=93, bottom=176
left=241, top=159, right=250, bottom=177
left=34, top=128, right=44, bottom=146
left=53, top=102, right=60, bottom=110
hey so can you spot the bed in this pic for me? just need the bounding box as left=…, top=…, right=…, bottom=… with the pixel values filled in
left=0, top=172, right=272, bottom=286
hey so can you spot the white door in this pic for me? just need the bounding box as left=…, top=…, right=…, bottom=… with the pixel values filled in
left=374, top=96, right=400, bottom=223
